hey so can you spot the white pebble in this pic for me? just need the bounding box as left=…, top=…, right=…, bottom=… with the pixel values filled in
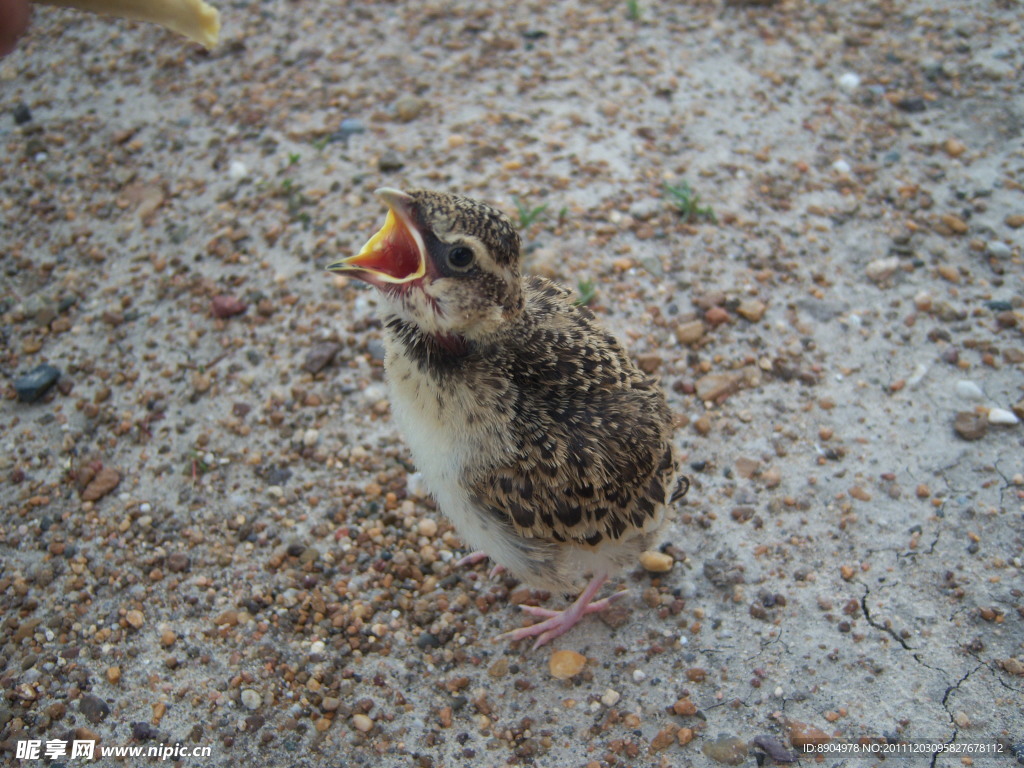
left=240, top=689, right=262, bottom=710
left=139, top=502, right=152, bottom=514
left=906, top=363, right=928, bottom=388
left=988, top=407, right=1019, bottom=425
left=832, top=158, right=852, bottom=174
left=865, top=257, right=899, bottom=283
left=954, top=380, right=985, bottom=401
left=310, top=640, right=325, bottom=654
left=302, top=428, right=320, bottom=447
left=418, top=518, right=438, bottom=537
left=838, top=72, right=861, bottom=91
left=632, top=669, right=646, bottom=683
left=229, top=160, right=249, bottom=180
left=986, top=241, right=1012, bottom=259
left=601, top=688, right=621, bottom=707
left=774, top=686, right=784, bottom=698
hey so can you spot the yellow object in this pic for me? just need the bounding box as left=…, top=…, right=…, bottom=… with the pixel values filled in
left=37, top=0, right=220, bottom=49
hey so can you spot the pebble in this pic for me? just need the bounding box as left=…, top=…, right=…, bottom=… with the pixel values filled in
left=736, top=299, right=766, bottom=322
left=954, top=411, right=987, bottom=441
left=302, top=342, right=342, bottom=374
left=866, top=256, right=899, bottom=283
left=79, top=694, right=110, bottom=724
left=986, top=241, right=1012, bottom=259
left=302, top=428, right=320, bottom=447
left=600, top=689, right=620, bottom=707
left=125, top=609, right=145, bottom=629
left=418, top=518, right=438, bottom=537
left=331, top=118, right=366, bottom=143
left=673, top=697, right=697, bottom=716
left=701, top=735, right=749, bottom=765
left=352, top=713, right=374, bottom=732
left=675, top=319, right=705, bottom=345
left=549, top=650, right=587, bottom=680
left=13, top=102, right=32, bottom=124
left=228, top=160, right=248, bottom=180
left=954, top=380, right=984, bottom=401
left=832, top=159, right=851, bottom=174
left=240, top=689, right=262, bottom=710
left=211, top=295, right=247, bottom=319
left=988, top=407, right=1019, bottom=426
left=378, top=151, right=404, bottom=172
left=837, top=72, right=861, bottom=91
left=639, top=550, right=674, bottom=572
left=14, top=364, right=61, bottom=403
left=82, top=467, right=121, bottom=502
left=695, top=372, right=742, bottom=401
left=394, top=95, right=428, bottom=122
left=1005, top=214, right=1024, bottom=229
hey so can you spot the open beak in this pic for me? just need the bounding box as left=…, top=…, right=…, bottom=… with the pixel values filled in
left=327, top=188, right=426, bottom=288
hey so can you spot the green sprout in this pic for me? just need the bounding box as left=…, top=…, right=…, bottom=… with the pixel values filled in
left=626, top=0, right=641, bottom=21
left=664, top=181, right=717, bottom=224
left=575, top=278, right=597, bottom=306
left=287, top=152, right=301, bottom=166
left=512, top=196, right=548, bottom=230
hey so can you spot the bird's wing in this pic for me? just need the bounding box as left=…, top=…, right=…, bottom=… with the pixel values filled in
left=466, top=276, right=678, bottom=548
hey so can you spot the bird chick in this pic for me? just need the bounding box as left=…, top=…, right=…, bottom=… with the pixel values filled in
left=329, top=188, right=686, bottom=648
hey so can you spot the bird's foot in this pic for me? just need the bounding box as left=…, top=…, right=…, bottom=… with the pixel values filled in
left=455, top=550, right=505, bottom=579
left=495, top=574, right=615, bottom=650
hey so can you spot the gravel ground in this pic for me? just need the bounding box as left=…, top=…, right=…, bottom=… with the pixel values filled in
left=2, top=1, right=1022, bottom=766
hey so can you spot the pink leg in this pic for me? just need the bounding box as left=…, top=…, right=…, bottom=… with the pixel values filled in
left=496, top=574, right=618, bottom=649
left=455, top=550, right=505, bottom=579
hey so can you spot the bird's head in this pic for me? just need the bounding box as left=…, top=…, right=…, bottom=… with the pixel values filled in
left=328, top=189, right=523, bottom=344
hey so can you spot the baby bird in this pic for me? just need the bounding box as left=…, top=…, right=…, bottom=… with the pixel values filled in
left=328, top=189, right=686, bottom=648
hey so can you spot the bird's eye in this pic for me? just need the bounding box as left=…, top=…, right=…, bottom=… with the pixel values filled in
left=447, top=246, right=475, bottom=270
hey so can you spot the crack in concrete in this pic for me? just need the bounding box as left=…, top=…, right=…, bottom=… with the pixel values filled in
left=860, top=584, right=913, bottom=651
left=930, top=664, right=984, bottom=768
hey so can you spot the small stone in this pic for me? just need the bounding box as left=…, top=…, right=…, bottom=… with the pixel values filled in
left=166, top=553, right=191, bottom=573
left=418, top=518, right=438, bottom=537
left=640, top=550, right=673, bottom=573
left=849, top=486, right=871, bottom=502
left=954, top=380, right=985, bottom=401
left=695, top=372, right=742, bottom=402
left=736, top=299, right=766, bottom=322
left=331, top=118, right=366, bottom=143
left=82, top=467, right=120, bottom=502
left=866, top=256, right=900, bottom=283
left=600, top=689, right=620, bottom=707
left=954, top=411, right=987, bottom=441
left=240, top=689, right=262, bottom=710
left=13, top=102, right=32, bottom=124
left=302, top=342, right=342, bottom=374
left=953, top=711, right=971, bottom=728
left=14, top=364, right=61, bottom=403
left=1005, top=214, right=1024, bottom=229
left=125, top=609, right=145, bottom=629
left=487, top=658, right=509, bottom=678
left=394, top=95, right=428, bottom=122
left=675, top=320, right=705, bottom=345
left=914, top=291, right=933, bottom=311
left=79, top=694, right=111, bottom=724
left=352, top=713, right=373, bottom=732
left=635, top=353, right=662, bottom=373
left=322, top=696, right=341, bottom=711
left=693, top=415, right=712, bottom=435
left=302, top=428, right=320, bottom=447
left=988, top=407, right=1019, bottom=426
left=701, top=735, right=749, bottom=765
left=160, top=629, right=176, bottom=647
left=673, top=697, right=697, bottom=716
left=840, top=565, right=855, bottom=581
left=832, top=158, right=851, bottom=174
left=705, top=306, right=730, bottom=326
left=678, top=727, right=695, bottom=746
left=211, top=295, right=247, bottom=319
left=837, top=72, right=860, bottom=91
left=787, top=720, right=830, bottom=749
left=650, top=725, right=679, bottom=753
left=378, top=151, right=404, bottom=172
left=106, top=666, right=121, bottom=685
left=987, top=241, right=1012, bottom=259
left=943, top=138, right=966, bottom=157
left=549, top=650, right=587, bottom=680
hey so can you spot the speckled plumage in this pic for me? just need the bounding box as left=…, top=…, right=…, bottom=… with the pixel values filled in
left=330, top=188, right=687, bottom=643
